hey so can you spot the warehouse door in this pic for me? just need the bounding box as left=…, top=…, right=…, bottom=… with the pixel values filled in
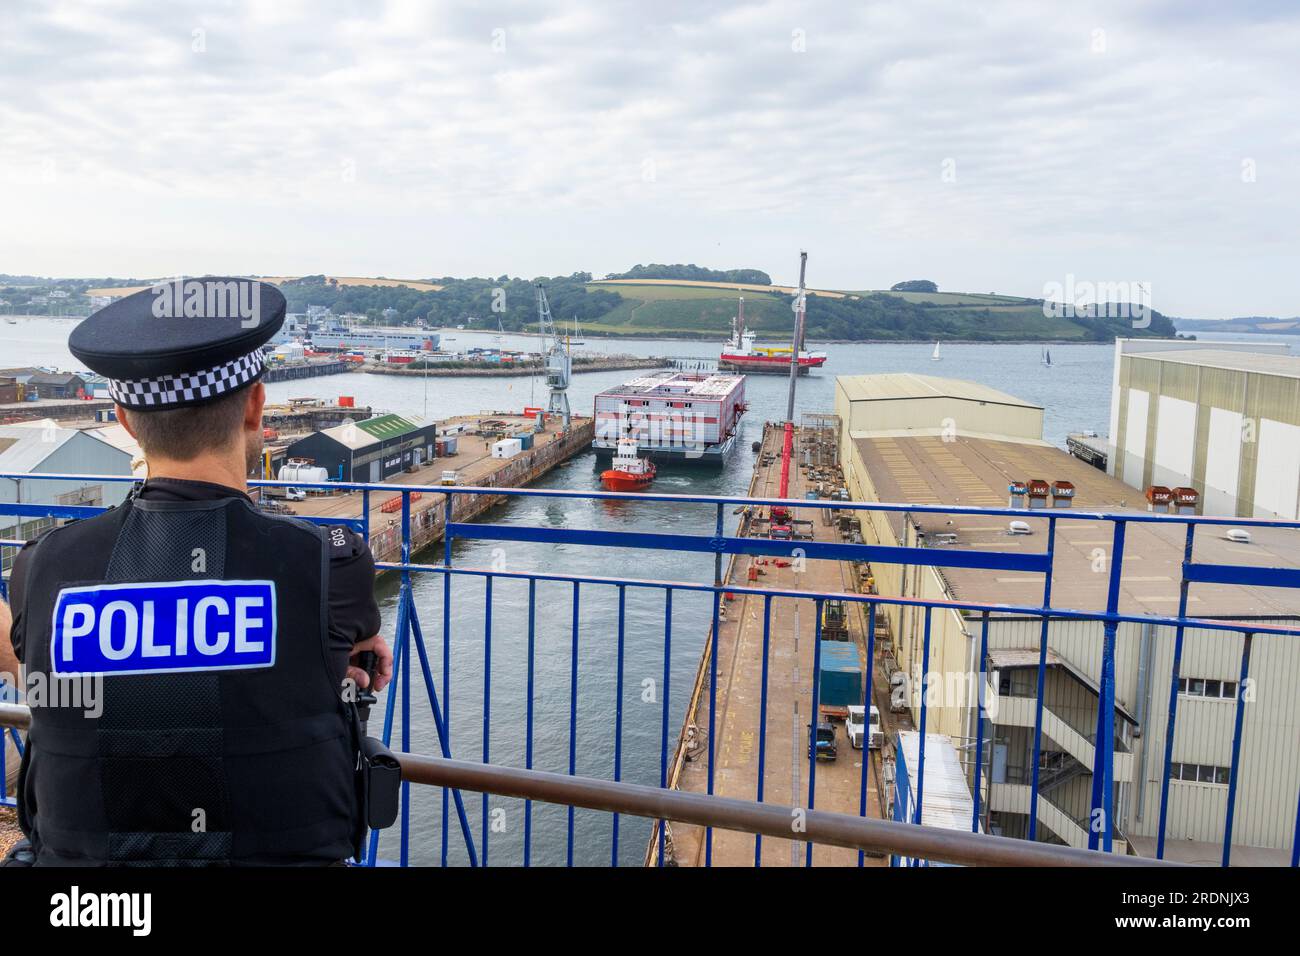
left=369, top=460, right=381, bottom=482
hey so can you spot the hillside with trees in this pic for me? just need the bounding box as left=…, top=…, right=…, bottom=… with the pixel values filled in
left=2, top=269, right=1180, bottom=341
left=280, top=273, right=621, bottom=330
left=603, top=263, right=772, bottom=285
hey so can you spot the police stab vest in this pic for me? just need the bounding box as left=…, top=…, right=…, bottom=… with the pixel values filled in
left=17, top=495, right=361, bottom=866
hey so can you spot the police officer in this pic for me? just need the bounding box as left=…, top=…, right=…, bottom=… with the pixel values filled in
left=1, top=277, right=393, bottom=866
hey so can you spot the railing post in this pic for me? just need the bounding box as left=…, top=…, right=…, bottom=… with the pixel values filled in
left=807, top=597, right=825, bottom=867
left=482, top=574, right=493, bottom=865
left=1157, top=523, right=1196, bottom=859
left=707, top=502, right=728, bottom=868
left=972, top=609, right=990, bottom=834
left=566, top=581, right=580, bottom=867
left=914, top=607, right=933, bottom=835
left=1222, top=631, right=1253, bottom=867
left=525, top=578, right=536, bottom=867
left=1029, top=515, right=1056, bottom=841
left=658, top=588, right=673, bottom=867
left=859, top=602, right=878, bottom=866
left=611, top=584, right=626, bottom=866
left=754, top=594, right=773, bottom=867
left=1089, top=518, right=1126, bottom=852
left=399, top=490, right=412, bottom=866
left=1292, top=776, right=1300, bottom=868
left=706, top=500, right=724, bottom=867
left=441, top=491, right=454, bottom=867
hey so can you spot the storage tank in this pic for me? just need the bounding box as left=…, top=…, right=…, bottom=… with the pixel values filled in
left=279, top=462, right=330, bottom=484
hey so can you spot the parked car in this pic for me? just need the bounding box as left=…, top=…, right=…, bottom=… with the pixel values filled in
left=808, top=721, right=838, bottom=761
left=846, top=705, right=883, bottom=750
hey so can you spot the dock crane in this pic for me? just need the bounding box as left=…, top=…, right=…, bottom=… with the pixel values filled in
left=535, top=282, right=572, bottom=429
left=772, top=251, right=808, bottom=524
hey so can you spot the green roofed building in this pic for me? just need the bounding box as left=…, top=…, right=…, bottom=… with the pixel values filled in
left=283, top=413, right=437, bottom=483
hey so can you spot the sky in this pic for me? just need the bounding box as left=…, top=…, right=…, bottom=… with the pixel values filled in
left=1, top=0, right=1298, bottom=317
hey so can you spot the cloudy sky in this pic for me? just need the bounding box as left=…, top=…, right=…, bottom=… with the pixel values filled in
left=1, top=0, right=1297, bottom=316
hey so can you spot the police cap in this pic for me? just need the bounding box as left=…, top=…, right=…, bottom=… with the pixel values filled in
left=69, top=277, right=286, bottom=410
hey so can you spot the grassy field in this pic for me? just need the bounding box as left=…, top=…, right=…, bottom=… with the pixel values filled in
left=591, top=278, right=850, bottom=298
left=866, top=290, right=1029, bottom=306
left=586, top=281, right=792, bottom=335
left=580, top=279, right=1086, bottom=340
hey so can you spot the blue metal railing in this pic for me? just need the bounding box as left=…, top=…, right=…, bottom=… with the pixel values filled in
left=2, top=471, right=1300, bottom=866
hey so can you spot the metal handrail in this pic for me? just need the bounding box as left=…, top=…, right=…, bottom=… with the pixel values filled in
left=3, top=472, right=1299, bottom=867
left=0, top=703, right=1169, bottom=867
left=4, top=470, right=1300, bottom=527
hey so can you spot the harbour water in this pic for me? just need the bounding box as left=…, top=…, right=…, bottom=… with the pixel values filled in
left=0, top=316, right=1274, bottom=865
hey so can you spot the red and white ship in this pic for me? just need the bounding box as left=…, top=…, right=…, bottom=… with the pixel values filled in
left=718, top=297, right=826, bottom=375
left=600, top=437, right=657, bottom=491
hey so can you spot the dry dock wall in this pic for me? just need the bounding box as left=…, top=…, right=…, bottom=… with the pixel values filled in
left=367, top=418, right=595, bottom=565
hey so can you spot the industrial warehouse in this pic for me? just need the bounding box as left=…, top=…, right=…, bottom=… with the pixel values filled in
left=283, top=413, right=438, bottom=483
left=1106, top=339, right=1300, bottom=520
left=836, top=373, right=1300, bottom=864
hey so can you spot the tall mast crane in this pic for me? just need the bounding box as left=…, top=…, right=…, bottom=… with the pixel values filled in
left=535, top=282, right=572, bottom=429
left=774, top=251, right=808, bottom=518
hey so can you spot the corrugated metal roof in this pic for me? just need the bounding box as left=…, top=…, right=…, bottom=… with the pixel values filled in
left=1129, top=348, right=1300, bottom=378
left=27, top=372, right=83, bottom=386
left=320, top=414, right=430, bottom=450
left=852, top=433, right=1300, bottom=618
left=837, top=372, right=1042, bottom=409
left=819, top=640, right=860, bottom=671
left=896, top=732, right=978, bottom=833
left=0, top=424, right=77, bottom=472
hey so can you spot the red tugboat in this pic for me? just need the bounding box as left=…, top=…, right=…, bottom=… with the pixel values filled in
left=600, top=437, right=657, bottom=491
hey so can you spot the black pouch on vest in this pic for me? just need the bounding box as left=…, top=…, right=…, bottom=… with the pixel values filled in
left=358, top=735, right=402, bottom=830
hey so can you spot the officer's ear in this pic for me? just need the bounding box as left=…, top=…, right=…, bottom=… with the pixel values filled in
left=243, top=383, right=266, bottom=433
left=116, top=404, right=138, bottom=440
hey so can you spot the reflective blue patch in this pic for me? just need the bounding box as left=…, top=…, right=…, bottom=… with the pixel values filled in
left=51, top=580, right=278, bottom=676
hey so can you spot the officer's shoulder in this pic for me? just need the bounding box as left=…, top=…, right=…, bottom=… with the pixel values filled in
left=15, top=507, right=122, bottom=563
left=324, top=524, right=372, bottom=561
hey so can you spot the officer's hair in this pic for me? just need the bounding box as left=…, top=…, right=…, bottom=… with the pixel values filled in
left=123, top=388, right=250, bottom=461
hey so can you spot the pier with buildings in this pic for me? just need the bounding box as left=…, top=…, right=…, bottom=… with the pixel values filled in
left=278, top=411, right=595, bottom=566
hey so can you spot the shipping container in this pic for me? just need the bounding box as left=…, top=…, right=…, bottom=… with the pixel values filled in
left=818, top=640, right=862, bottom=715
left=491, top=438, right=522, bottom=459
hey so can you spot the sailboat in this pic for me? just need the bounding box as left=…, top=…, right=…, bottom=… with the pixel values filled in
left=930, top=341, right=941, bottom=361
left=1042, top=347, right=1053, bottom=367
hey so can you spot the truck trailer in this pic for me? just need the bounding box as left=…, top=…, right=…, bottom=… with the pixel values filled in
left=817, top=640, right=863, bottom=721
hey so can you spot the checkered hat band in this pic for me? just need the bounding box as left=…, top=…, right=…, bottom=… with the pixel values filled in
left=107, top=348, right=265, bottom=409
